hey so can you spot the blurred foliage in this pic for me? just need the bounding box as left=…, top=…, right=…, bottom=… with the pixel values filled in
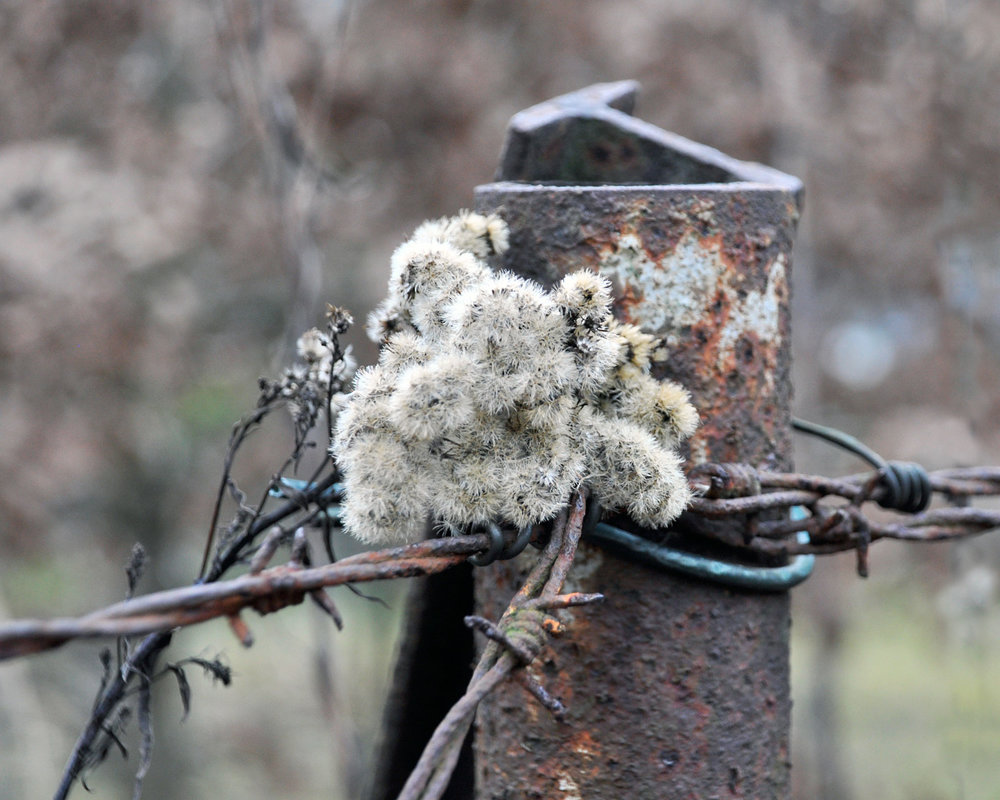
left=0, top=0, right=998, bottom=797
left=174, top=379, right=254, bottom=435
left=792, top=549, right=1000, bottom=800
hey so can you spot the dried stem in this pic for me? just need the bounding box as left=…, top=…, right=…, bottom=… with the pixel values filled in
left=53, top=632, right=172, bottom=800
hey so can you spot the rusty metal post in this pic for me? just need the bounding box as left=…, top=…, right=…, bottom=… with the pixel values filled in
left=473, top=82, right=803, bottom=799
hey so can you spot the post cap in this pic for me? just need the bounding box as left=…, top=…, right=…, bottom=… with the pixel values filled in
left=496, top=81, right=802, bottom=207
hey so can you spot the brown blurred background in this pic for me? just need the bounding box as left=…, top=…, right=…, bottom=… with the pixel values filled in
left=1, top=1, right=999, bottom=798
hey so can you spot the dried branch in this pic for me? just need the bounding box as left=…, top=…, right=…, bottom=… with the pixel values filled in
left=54, top=633, right=170, bottom=800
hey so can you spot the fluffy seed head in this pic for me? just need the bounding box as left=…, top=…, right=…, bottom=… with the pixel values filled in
left=652, top=381, right=700, bottom=446
left=448, top=272, right=565, bottom=372
left=367, top=297, right=415, bottom=344
left=554, top=271, right=614, bottom=330
left=296, top=328, right=329, bottom=362
left=379, top=330, right=431, bottom=372
left=614, top=321, right=659, bottom=372
left=390, top=240, right=487, bottom=312
left=515, top=393, right=574, bottom=432
left=334, top=212, right=699, bottom=544
left=572, top=327, right=623, bottom=395
left=412, top=210, right=510, bottom=260
left=577, top=411, right=690, bottom=526
left=388, top=355, right=477, bottom=440
left=340, top=484, right=431, bottom=546
left=333, top=368, right=395, bottom=455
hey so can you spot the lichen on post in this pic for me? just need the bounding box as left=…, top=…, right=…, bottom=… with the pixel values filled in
left=472, top=82, right=803, bottom=799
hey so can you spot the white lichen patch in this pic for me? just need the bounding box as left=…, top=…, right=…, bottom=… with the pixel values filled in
left=716, top=253, right=786, bottom=355
left=332, top=212, right=699, bottom=545
left=599, top=230, right=785, bottom=386
left=600, top=232, right=721, bottom=331
left=717, top=253, right=787, bottom=392
left=557, top=772, right=583, bottom=800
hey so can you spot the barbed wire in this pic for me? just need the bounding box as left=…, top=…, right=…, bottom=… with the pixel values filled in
left=0, top=534, right=484, bottom=662
left=3, top=464, right=998, bottom=664
left=685, top=464, right=1000, bottom=576
left=396, top=489, right=602, bottom=800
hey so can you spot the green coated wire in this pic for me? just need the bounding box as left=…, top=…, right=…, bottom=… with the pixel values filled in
left=585, top=508, right=814, bottom=593
left=271, top=477, right=343, bottom=519
left=791, top=417, right=886, bottom=470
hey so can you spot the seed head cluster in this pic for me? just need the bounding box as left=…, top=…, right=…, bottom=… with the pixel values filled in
left=332, top=211, right=699, bottom=545
left=261, top=306, right=356, bottom=444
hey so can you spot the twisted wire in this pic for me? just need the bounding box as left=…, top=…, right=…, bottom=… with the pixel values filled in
left=792, top=417, right=932, bottom=513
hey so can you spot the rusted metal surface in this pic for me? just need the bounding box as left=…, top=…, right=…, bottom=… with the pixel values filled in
left=473, top=83, right=802, bottom=799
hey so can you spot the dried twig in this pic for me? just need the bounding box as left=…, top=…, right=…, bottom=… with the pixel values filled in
left=54, top=632, right=171, bottom=800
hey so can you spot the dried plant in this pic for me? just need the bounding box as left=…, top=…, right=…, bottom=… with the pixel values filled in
left=13, top=209, right=996, bottom=800
left=333, top=212, right=699, bottom=545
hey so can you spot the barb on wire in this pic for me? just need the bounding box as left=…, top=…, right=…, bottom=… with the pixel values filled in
left=681, top=464, right=1000, bottom=577
left=397, top=488, right=603, bottom=800
left=0, top=535, right=489, bottom=662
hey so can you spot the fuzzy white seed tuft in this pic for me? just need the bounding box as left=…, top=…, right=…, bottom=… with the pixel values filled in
left=331, top=213, right=699, bottom=545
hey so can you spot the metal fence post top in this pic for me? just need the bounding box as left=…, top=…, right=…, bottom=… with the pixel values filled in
left=495, top=81, right=803, bottom=206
